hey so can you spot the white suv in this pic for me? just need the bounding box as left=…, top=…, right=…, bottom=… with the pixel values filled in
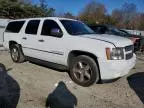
left=3, top=17, right=136, bottom=87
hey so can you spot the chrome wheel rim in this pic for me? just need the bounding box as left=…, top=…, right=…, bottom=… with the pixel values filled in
left=73, top=61, right=92, bottom=82
left=11, top=48, right=18, bottom=61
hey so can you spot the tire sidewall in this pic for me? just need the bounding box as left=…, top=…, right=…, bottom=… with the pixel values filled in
left=70, top=55, right=99, bottom=87
left=10, top=45, right=20, bottom=63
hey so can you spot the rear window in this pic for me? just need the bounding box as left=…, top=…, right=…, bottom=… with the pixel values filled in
left=5, top=21, right=25, bottom=33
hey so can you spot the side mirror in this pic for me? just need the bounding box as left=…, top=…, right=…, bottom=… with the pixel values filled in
left=50, top=28, right=63, bottom=37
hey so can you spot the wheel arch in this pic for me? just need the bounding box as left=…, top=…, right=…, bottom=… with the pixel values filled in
left=9, top=41, right=25, bottom=63
left=9, top=41, right=22, bottom=49
left=67, top=50, right=101, bottom=80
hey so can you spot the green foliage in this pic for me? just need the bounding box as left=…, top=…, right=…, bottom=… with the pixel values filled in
left=0, top=0, right=54, bottom=19
left=39, top=0, right=47, bottom=10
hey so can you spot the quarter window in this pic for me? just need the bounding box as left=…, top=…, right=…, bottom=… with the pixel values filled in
left=5, top=21, right=25, bottom=33
left=25, top=20, right=40, bottom=35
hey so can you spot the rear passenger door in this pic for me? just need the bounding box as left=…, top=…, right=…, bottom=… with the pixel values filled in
left=21, top=20, right=41, bottom=58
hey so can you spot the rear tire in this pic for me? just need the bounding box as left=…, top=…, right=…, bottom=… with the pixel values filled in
left=69, top=55, right=99, bottom=87
left=10, top=44, right=25, bottom=63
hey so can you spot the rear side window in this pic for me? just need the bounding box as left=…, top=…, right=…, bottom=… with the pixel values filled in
left=5, top=21, right=25, bottom=33
left=25, top=20, right=40, bottom=35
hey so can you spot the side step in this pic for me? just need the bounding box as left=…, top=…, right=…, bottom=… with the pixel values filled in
left=25, top=56, right=68, bottom=71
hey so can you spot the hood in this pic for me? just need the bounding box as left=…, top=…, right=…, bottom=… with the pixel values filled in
left=80, top=34, right=133, bottom=47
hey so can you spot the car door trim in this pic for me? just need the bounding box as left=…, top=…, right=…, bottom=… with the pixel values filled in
left=22, top=47, right=64, bottom=55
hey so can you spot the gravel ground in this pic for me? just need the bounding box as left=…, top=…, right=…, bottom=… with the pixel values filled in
left=0, top=51, right=144, bottom=108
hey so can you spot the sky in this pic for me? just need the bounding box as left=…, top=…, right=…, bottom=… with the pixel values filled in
left=32, top=0, right=144, bottom=15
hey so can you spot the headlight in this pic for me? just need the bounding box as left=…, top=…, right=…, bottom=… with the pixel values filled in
left=106, top=47, right=124, bottom=60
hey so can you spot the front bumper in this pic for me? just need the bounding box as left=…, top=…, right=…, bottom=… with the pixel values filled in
left=98, top=54, right=136, bottom=80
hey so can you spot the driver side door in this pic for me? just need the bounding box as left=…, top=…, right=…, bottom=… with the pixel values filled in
left=36, top=19, right=65, bottom=64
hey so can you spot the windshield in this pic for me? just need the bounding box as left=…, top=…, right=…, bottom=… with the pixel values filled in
left=120, top=30, right=131, bottom=36
left=60, top=20, right=95, bottom=35
left=109, top=27, right=130, bottom=37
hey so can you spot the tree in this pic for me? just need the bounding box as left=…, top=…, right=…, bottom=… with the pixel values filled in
left=111, top=9, right=125, bottom=28
left=9, top=0, right=18, bottom=2
left=39, top=0, right=47, bottom=10
left=0, top=0, right=54, bottom=19
left=139, top=14, right=144, bottom=30
left=122, top=3, right=137, bottom=28
left=19, top=0, right=31, bottom=4
left=112, top=9, right=123, bottom=22
left=39, top=0, right=55, bottom=17
left=78, top=1, right=107, bottom=24
left=112, top=3, right=138, bottom=29
left=47, top=8, right=55, bottom=17
left=64, top=12, right=75, bottom=19
left=9, top=0, right=31, bottom=3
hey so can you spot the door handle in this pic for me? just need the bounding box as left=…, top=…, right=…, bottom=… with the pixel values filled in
left=22, top=37, right=27, bottom=40
left=38, top=39, right=44, bottom=42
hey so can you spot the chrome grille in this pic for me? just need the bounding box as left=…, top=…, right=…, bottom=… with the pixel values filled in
left=125, top=45, right=134, bottom=60
left=126, top=53, right=133, bottom=60
left=125, top=45, right=134, bottom=52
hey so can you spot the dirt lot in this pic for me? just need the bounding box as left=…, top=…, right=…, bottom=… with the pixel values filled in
left=0, top=50, right=144, bottom=108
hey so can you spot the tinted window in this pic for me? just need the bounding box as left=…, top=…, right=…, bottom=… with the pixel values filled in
left=5, top=21, right=25, bottom=33
left=41, top=20, right=62, bottom=37
left=60, top=20, right=95, bottom=35
left=88, top=26, right=99, bottom=33
left=109, top=28, right=126, bottom=36
left=89, top=26, right=107, bottom=34
left=99, top=27, right=107, bottom=34
left=25, top=20, right=40, bottom=34
left=119, top=30, right=131, bottom=37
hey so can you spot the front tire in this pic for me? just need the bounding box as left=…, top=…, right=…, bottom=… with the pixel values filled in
left=10, top=44, right=25, bottom=63
left=69, top=55, right=99, bottom=87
